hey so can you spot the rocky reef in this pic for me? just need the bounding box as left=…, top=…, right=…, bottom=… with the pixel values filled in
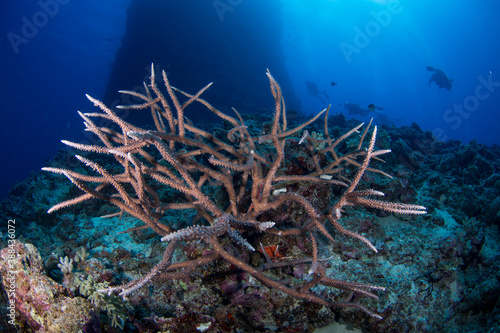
left=0, top=104, right=499, bottom=332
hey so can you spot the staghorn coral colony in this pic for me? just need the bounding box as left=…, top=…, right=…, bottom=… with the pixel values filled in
left=0, top=66, right=499, bottom=332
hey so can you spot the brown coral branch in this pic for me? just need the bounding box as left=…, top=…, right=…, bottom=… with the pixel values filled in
left=43, top=66, right=427, bottom=322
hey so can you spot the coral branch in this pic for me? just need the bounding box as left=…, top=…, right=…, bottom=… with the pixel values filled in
left=44, top=65, right=426, bottom=321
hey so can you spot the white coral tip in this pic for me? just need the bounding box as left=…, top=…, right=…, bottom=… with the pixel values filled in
left=258, top=222, right=275, bottom=231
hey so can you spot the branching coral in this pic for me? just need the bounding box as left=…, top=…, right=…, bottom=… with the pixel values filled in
left=43, top=64, right=426, bottom=319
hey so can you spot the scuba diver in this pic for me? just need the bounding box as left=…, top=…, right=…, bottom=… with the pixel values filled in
left=306, top=81, right=329, bottom=103
left=427, top=66, right=454, bottom=90
left=344, top=102, right=383, bottom=116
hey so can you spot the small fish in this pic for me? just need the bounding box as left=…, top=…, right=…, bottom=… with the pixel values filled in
left=331, top=81, right=337, bottom=87
left=368, top=104, right=384, bottom=112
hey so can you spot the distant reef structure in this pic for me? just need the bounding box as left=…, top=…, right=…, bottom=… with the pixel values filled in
left=104, top=0, right=300, bottom=125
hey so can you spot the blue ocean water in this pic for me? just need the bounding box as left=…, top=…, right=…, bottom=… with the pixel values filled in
left=0, top=0, right=499, bottom=197
left=1, top=2, right=500, bottom=331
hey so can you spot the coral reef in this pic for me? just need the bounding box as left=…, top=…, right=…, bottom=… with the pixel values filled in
left=0, top=242, right=94, bottom=332
left=42, top=64, right=424, bottom=319
left=0, top=68, right=498, bottom=332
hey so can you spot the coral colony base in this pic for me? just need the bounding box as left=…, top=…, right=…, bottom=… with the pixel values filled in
left=43, top=65, right=426, bottom=323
